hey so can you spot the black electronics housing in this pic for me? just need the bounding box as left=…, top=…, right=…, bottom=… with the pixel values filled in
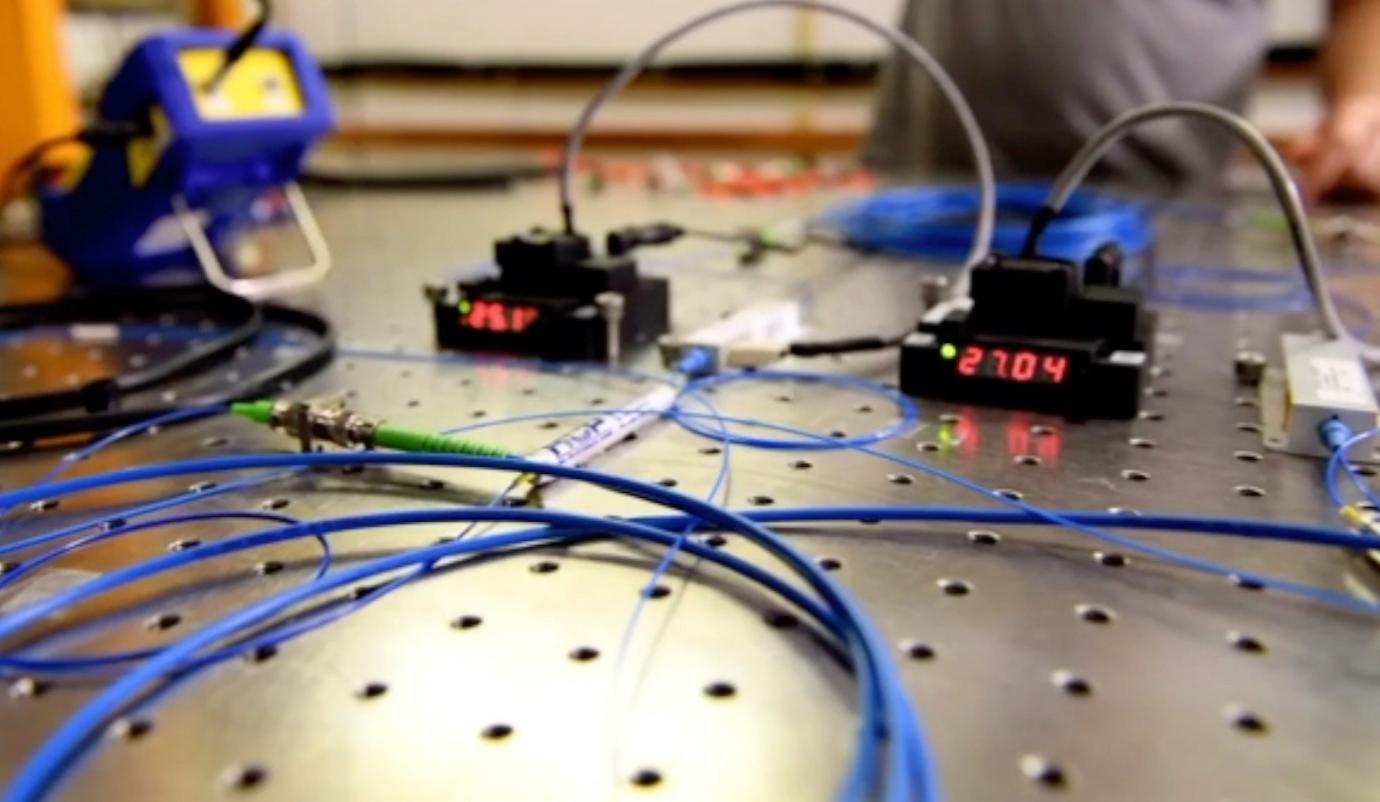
left=429, top=228, right=670, bottom=361
left=899, top=251, right=1153, bottom=419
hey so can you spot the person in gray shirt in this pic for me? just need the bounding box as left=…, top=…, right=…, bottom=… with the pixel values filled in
left=865, top=0, right=1380, bottom=200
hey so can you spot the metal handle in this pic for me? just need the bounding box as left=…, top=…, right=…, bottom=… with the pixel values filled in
left=171, top=181, right=332, bottom=299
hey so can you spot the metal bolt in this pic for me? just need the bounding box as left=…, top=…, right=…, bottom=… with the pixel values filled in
left=594, top=291, right=625, bottom=366
left=1234, top=350, right=1267, bottom=386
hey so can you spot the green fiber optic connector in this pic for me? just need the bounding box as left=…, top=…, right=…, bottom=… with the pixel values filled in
left=231, top=399, right=275, bottom=425
left=372, top=424, right=511, bottom=457
left=231, top=399, right=512, bottom=457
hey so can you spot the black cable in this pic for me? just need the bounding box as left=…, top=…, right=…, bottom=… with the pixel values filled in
left=0, top=289, right=261, bottom=419
left=0, top=295, right=334, bottom=443
left=0, top=122, right=148, bottom=208
left=787, top=333, right=906, bottom=357
left=605, top=222, right=685, bottom=255
left=204, top=0, right=273, bottom=92
left=1018, top=204, right=1059, bottom=257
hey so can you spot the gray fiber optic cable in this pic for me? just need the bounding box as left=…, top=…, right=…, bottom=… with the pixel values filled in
left=1034, top=101, right=1374, bottom=363
left=556, top=0, right=997, bottom=278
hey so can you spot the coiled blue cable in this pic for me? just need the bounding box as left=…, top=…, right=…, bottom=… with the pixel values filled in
left=0, top=453, right=930, bottom=802
left=2, top=514, right=922, bottom=802
left=7, top=364, right=1373, bottom=801
left=7, top=492, right=1373, bottom=799
left=818, top=182, right=1152, bottom=264
left=9, top=442, right=1379, bottom=798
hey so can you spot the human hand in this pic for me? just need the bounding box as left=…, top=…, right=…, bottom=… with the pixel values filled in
left=1284, top=94, right=1380, bottom=202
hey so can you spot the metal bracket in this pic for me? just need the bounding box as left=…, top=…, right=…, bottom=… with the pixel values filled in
left=171, top=181, right=332, bottom=299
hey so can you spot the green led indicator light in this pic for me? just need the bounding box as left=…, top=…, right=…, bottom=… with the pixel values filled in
left=458, top=299, right=472, bottom=314
left=940, top=343, right=958, bottom=360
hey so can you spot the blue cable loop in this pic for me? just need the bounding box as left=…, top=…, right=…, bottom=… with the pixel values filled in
left=679, top=369, right=918, bottom=450
left=0, top=453, right=928, bottom=802
left=818, top=182, right=1152, bottom=264
left=8, top=430, right=1380, bottom=797
left=1, top=517, right=916, bottom=802
left=5, top=358, right=1374, bottom=800
left=1324, top=426, right=1380, bottom=511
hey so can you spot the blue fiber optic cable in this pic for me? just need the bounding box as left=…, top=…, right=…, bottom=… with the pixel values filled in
left=660, top=410, right=1377, bottom=613
left=9, top=491, right=1376, bottom=794
left=606, top=390, right=734, bottom=775
left=678, top=369, right=919, bottom=450
left=818, top=183, right=1152, bottom=264
left=0, top=510, right=306, bottom=594
left=0, top=510, right=305, bottom=674
left=26, top=404, right=228, bottom=489
left=0, top=404, right=229, bottom=538
left=0, top=469, right=302, bottom=562
left=9, top=498, right=1370, bottom=677
left=1, top=507, right=919, bottom=802
left=632, top=506, right=1371, bottom=549
left=444, top=409, right=1371, bottom=549
left=31, top=490, right=1371, bottom=796
left=1324, top=426, right=1380, bottom=513
left=7, top=500, right=1370, bottom=663
left=5, top=432, right=1377, bottom=797
left=0, top=453, right=927, bottom=802
left=12, top=393, right=1377, bottom=799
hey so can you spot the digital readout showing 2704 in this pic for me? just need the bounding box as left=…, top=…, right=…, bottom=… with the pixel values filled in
left=941, top=343, right=1071, bottom=385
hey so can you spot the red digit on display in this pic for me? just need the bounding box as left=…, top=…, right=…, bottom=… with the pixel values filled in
left=511, top=306, right=539, bottom=333
left=990, top=348, right=1010, bottom=378
left=1042, top=354, right=1069, bottom=383
left=471, top=300, right=508, bottom=332
left=1011, top=351, right=1037, bottom=381
left=957, top=345, right=983, bottom=376
left=488, top=301, right=510, bottom=332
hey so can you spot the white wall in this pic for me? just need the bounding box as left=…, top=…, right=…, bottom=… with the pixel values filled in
left=277, top=0, right=1327, bottom=63
left=275, top=0, right=903, bottom=63
left=66, top=0, right=1330, bottom=85
left=60, top=0, right=1331, bottom=136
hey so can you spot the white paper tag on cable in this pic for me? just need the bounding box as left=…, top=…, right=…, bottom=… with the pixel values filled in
left=1311, top=356, right=1372, bottom=406
left=68, top=324, right=120, bottom=342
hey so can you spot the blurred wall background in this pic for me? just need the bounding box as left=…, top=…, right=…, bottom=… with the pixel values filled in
left=65, top=0, right=1330, bottom=151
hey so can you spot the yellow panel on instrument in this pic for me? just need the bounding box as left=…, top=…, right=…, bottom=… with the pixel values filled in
left=125, top=108, right=173, bottom=187
left=177, top=48, right=304, bottom=121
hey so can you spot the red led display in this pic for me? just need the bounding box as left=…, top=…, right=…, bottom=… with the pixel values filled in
left=956, top=345, right=1069, bottom=385
left=461, top=300, right=541, bottom=334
